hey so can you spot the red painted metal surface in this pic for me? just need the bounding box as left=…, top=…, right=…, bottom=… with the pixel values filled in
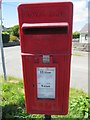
left=18, top=2, right=73, bottom=115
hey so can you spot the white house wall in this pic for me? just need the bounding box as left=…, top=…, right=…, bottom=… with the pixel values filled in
left=80, top=33, right=88, bottom=43
left=88, top=36, right=90, bottom=43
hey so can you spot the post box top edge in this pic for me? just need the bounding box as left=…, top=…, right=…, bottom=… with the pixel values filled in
left=18, top=2, right=73, bottom=9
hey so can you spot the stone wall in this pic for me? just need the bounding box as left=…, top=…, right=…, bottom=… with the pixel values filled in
left=72, top=42, right=90, bottom=52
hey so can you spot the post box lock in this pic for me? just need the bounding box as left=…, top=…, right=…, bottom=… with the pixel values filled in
left=42, top=55, right=50, bottom=64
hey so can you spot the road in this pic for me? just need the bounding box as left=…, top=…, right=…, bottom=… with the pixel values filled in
left=71, top=52, right=88, bottom=93
left=0, top=46, right=88, bottom=93
left=0, top=46, right=22, bottom=78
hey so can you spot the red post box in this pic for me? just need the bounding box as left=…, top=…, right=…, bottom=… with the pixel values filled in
left=18, top=2, right=73, bottom=115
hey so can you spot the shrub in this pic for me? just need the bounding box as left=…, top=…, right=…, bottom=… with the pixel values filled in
left=73, top=31, right=80, bottom=39
left=5, top=28, right=12, bottom=35
left=1, top=75, right=89, bottom=119
left=10, top=35, right=18, bottom=42
left=4, top=25, right=19, bottom=38
left=11, top=25, right=19, bottom=38
left=2, top=32, right=10, bottom=43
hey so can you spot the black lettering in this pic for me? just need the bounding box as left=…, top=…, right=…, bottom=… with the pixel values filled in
left=44, top=85, right=50, bottom=87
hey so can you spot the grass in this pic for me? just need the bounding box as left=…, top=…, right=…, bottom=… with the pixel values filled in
left=0, top=76, right=90, bottom=119
left=72, top=53, right=82, bottom=56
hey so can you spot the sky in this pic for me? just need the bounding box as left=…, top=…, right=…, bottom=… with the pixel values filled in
left=2, top=0, right=89, bottom=32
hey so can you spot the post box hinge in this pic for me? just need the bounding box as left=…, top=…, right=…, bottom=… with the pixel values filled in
left=43, top=55, right=50, bottom=64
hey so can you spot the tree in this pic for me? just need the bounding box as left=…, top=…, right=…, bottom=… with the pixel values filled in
left=11, top=25, right=19, bottom=38
left=2, top=32, right=10, bottom=43
left=73, top=31, right=80, bottom=39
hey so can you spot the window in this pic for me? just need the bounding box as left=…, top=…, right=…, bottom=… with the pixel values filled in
left=85, top=34, right=88, bottom=40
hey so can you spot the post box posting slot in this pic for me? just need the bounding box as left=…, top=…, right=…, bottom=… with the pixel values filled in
left=22, top=22, right=69, bottom=34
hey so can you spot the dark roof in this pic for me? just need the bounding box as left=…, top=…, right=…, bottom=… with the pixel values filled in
left=2, top=25, right=7, bottom=31
left=80, top=24, right=88, bottom=33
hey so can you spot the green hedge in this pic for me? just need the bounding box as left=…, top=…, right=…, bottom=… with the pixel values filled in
left=73, top=32, right=80, bottom=39
left=2, top=32, right=10, bottom=44
left=1, top=76, right=90, bottom=119
left=10, top=35, right=18, bottom=41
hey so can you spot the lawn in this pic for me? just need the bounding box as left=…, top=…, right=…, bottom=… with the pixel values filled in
left=0, top=76, right=90, bottom=119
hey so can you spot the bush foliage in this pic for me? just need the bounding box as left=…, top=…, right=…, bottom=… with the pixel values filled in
left=10, top=35, right=18, bottom=41
left=0, top=76, right=90, bottom=119
left=6, top=25, right=19, bottom=38
left=2, top=32, right=10, bottom=43
left=11, top=25, right=19, bottom=37
left=73, top=31, right=80, bottom=39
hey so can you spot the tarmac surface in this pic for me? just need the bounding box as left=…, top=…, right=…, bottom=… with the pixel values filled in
left=0, top=46, right=88, bottom=93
